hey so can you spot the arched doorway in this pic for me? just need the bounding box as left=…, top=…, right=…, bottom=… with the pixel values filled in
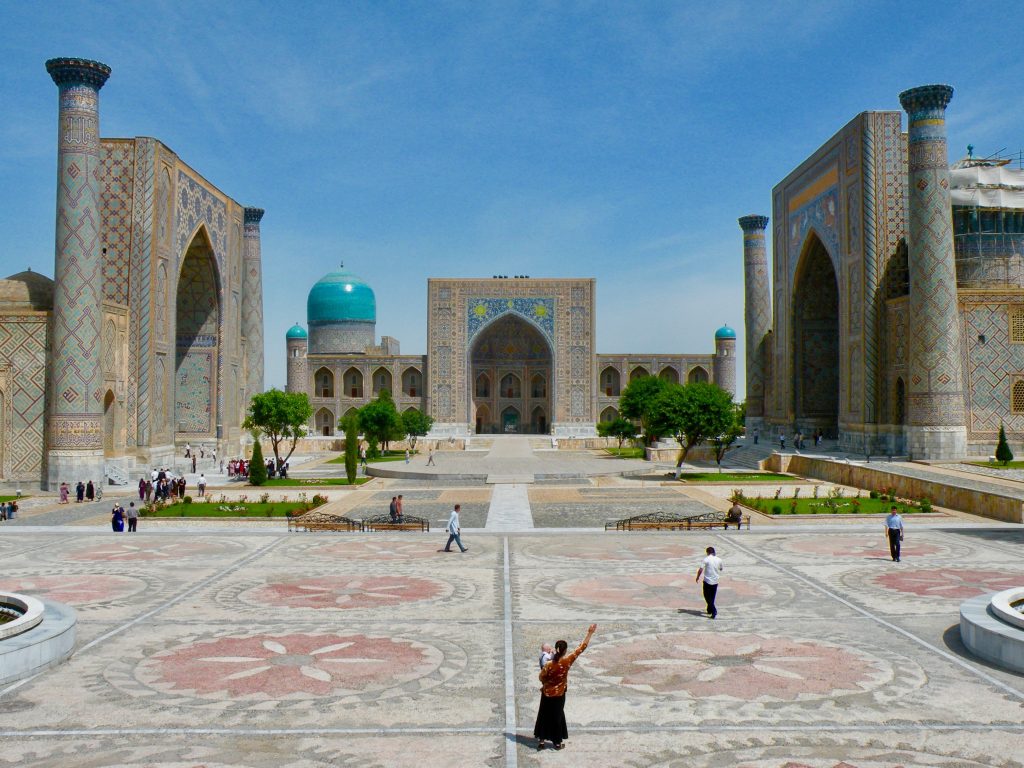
left=316, top=407, right=335, bottom=436
left=600, top=366, right=620, bottom=396
left=343, top=367, right=363, bottom=398
left=103, top=389, right=116, bottom=456
left=372, top=367, right=392, bottom=396
left=314, top=367, right=334, bottom=398
left=470, top=314, right=552, bottom=434
left=629, top=366, right=650, bottom=383
left=659, top=366, right=679, bottom=384
left=687, top=366, right=709, bottom=384
left=600, top=406, right=619, bottom=422
left=175, top=228, right=220, bottom=438
left=792, top=232, right=839, bottom=437
left=402, top=367, right=421, bottom=397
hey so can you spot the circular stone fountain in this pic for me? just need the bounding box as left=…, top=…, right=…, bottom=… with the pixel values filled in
left=0, top=591, right=76, bottom=686
left=960, top=587, right=1024, bottom=674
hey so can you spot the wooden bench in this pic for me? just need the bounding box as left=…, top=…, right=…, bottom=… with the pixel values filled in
left=287, top=516, right=362, bottom=533
left=360, top=515, right=430, bottom=533
left=605, top=514, right=750, bottom=531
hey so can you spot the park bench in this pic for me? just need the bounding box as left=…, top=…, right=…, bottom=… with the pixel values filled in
left=287, top=513, right=361, bottom=533
left=605, top=510, right=750, bottom=531
left=360, top=514, right=431, bottom=532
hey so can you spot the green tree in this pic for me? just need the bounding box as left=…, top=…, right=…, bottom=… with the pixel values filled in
left=358, top=390, right=402, bottom=453
left=248, top=437, right=268, bottom=486
left=596, top=417, right=639, bottom=450
left=243, top=389, right=313, bottom=469
left=342, top=413, right=359, bottom=483
left=650, top=381, right=735, bottom=467
left=995, top=423, right=1014, bottom=466
left=402, top=409, right=434, bottom=451
left=619, top=375, right=670, bottom=445
left=711, top=405, right=745, bottom=472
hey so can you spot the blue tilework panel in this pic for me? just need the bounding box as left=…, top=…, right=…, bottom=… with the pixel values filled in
left=99, top=142, right=135, bottom=305
left=963, top=302, right=1024, bottom=439
left=175, top=251, right=218, bottom=434
left=467, top=297, right=555, bottom=344
left=174, top=352, right=212, bottom=433
left=176, top=171, right=227, bottom=268
left=789, top=186, right=840, bottom=280
left=0, top=316, right=48, bottom=479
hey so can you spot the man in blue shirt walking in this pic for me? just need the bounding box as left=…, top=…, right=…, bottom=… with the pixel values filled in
left=884, top=506, right=904, bottom=562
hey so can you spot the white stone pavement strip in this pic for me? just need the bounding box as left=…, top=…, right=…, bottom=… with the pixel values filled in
left=485, top=484, right=534, bottom=531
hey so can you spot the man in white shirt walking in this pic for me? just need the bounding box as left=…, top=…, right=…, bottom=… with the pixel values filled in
left=443, top=504, right=468, bottom=553
left=884, top=506, right=904, bottom=562
left=695, top=546, right=724, bottom=619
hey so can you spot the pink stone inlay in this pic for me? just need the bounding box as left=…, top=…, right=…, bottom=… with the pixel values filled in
left=559, top=572, right=770, bottom=609
left=783, top=534, right=943, bottom=558
left=0, top=574, right=143, bottom=605
left=244, top=575, right=446, bottom=610
left=873, top=568, right=1022, bottom=599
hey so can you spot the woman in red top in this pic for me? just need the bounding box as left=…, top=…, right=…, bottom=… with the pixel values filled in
left=534, top=623, right=597, bottom=750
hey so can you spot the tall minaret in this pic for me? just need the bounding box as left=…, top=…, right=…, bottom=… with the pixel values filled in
left=286, top=324, right=308, bottom=394
left=739, top=215, right=770, bottom=434
left=45, top=58, right=111, bottom=490
left=242, top=207, right=265, bottom=399
left=899, top=84, right=966, bottom=459
left=713, top=325, right=737, bottom=398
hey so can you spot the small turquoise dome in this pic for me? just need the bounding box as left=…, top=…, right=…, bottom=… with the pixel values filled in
left=286, top=323, right=307, bottom=340
left=715, top=324, right=736, bottom=340
left=307, top=269, right=376, bottom=325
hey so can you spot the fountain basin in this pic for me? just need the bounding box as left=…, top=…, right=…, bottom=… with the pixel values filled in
left=960, top=588, right=1024, bottom=674
left=0, top=592, right=76, bottom=687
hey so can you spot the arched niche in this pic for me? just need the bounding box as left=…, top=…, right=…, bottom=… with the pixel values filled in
left=601, top=366, right=620, bottom=397
left=175, top=227, right=220, bottom=437
left=792, top=231, right=839, bottom=436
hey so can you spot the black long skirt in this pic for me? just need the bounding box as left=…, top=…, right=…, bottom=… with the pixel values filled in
left=533, top=694, right=568, bottom=743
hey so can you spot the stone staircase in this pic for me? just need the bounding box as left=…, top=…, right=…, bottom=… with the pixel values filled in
left=104, top=464, right=130, bottom=486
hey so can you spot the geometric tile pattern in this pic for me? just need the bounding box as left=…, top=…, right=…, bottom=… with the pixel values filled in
left=47, top=74, right=107, bottom=451
left=962, top=297, right=1024, bottom=439
left=175, top=247, right=219, bottom=434
left=125, top=138, right=155, bottom=446
left=98, top=141, right=134, bottom=305
left=242, top=208, right=264, bottom=397
left=0, top=316, right=48, bottom=477
left=739, top=215, right=770, bottom=419
left=900, top=85, right=966, bottom=430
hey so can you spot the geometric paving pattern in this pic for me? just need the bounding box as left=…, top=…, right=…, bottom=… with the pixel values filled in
left=1, top=526, right=1022, bottom=766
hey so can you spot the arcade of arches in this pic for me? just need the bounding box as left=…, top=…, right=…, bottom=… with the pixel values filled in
left=792, top=234, right=839, bottom=437
left=471, top=314, right=551, bottom=434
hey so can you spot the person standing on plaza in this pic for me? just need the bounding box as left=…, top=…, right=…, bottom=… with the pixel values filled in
left=75, top=480, right=85, bottom=503
left=198, top=473, right=207, bottom=497
left=111, top=502, right=125, bottom=533
left=59, top=481, right=69, bottom=504
left=443, top=504, right=468, bottom=552
left=86, top=480, right=95, bottom=502
left=185, top=442, right=191, bottom=459
left=126, top=502, right=138, bottom=532
left=138, top=477, right=146, bottom=502
left=405, top=448, right=410, bottom=464
left=389, top=496, right=399, bottom=522
left=144, top=478, right=153, bottom=504
left=534, top=623, right=598, bottom=751
left=696, top=546, right=724, bottom=619
left=191, top=453, right=197, bottom=473
left=884, top=506, right=904, bottom=562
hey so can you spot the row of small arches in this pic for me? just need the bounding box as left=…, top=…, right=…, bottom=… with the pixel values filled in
left=474, top=373, right=547, bottom=399
left=312, top=367, right=421, bottom=399
left=314, top=405, right=423, bottom=436
left=600, top=365, right=708, bottom=396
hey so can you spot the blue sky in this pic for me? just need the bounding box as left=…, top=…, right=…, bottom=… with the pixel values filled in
left=2, top=1, right=1022, bottom=394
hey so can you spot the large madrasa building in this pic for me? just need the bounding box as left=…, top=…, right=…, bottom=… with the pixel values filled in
left=742, top=84, right=1024, bottom=459
left=0, top=59, right=265, bottom=489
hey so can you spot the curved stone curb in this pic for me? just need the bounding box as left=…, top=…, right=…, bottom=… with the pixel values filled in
left=959, top=590, right=1024, bottom=674
left=0, top=599, right=76, bottom=686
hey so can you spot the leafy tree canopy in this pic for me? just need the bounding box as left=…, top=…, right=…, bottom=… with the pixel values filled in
left=243, top=389, right=313, bottom=468
left=649, top=381, right=735, bottom=466
left=358, top=390, right=402, bottom=452
left=596, top=417, right=638, bottom=449
left=619, top=375, right=670, bottom=444
left=248, top=437, right=268, bottom=486
left=402, top=409, right=434, bottom=450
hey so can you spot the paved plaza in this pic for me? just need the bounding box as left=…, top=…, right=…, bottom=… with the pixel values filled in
left=1, top=518, right=1023, bottom=766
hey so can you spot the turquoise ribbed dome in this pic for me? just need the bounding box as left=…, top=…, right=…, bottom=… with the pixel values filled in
left=286, top=323, right=307, bottom=339
left=307, top=269, right=376, bottom=325
left=715, top=325, right=736, bottom=340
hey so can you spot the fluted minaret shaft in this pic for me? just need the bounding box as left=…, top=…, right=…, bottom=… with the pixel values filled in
left=739, top=215, right=770, bottom=425
left=45, top=57, right=111, bottom=489
left=242, top=207, right=265, bottom=399
left=899, top=84, right=966, bottom=459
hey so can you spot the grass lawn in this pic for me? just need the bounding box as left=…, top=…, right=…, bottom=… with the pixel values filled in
left=676, top=472, right=795, bottom=484
left=141, top=501, right=323, bottom=518
left=0, top=495, right=28, bottom=503
left=739, top=495, right=925, bottom=516
left=327, top=450, right=414, bottom=465
left=257, top=477, right=370, bottom=487
left=604, top=447, right=645, bottom=459
left=967, top=460, right=1024, bottom=470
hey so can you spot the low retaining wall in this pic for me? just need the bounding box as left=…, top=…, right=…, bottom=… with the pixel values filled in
left=645, top=445, right=717, bottom=463
left=765, top=454, right=1024, bottom=523
left=960, top=590, right=1024, bottom=674
left=0, top=599, right=77, bottom=686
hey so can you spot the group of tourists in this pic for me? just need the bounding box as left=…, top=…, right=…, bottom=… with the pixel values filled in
left=110, top=501, right=139, bottom=533
left=226, top=457, right=288, bottom=479
left=138, top=469, right=188, bottom=503
left=388, top=495, right=404, bottom=523
left=58, top=480, right=98, bottom=504
left=780, top=429, right=824, bottom=451
left=0, top=499, right=19, bottom=520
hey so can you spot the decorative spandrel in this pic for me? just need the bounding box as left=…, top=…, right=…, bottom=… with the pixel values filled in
left=466, top=297, right=555, bottom=343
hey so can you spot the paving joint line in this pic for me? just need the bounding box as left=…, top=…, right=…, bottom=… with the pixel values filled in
left=716, top=533, right=1024, bottom=701
left=0, top=536, right=284, bottom=699
left=502, top=536, right=518, bottom=768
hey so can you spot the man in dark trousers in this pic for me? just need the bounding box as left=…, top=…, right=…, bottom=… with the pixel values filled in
left=884, top=506, right=904, bottom=562
left=695, top=546, right=724, bottom=619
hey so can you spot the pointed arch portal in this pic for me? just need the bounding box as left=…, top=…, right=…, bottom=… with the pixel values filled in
left=792, top=232, right=839, bottom=436
left=175, top=229, right=220, bottom=436
left=470, top=314, right=552, bottom=434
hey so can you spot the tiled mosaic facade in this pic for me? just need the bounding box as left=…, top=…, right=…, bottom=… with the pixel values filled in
left=757, top=84, right=1024, bottom=457
left=739, top=215, right=770, bottom=423
left=0, top=59, right=263, bottom=486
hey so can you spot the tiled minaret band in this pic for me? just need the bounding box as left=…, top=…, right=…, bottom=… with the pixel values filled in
left=45, top=57, right=111, bottom=489
left=713, top=332, right=736, bottom=397
left=899, top=84, right=966, bottom=459
left=242, top=207, right=266, bottom=398
left=739, top=215, right=770, bottom=432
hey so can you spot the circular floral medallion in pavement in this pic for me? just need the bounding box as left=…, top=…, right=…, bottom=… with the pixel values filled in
left=782, top=534, right=947, bottom=559
left=583, top=631, right=888, bottom=701
left=137, top=632, right=444, bottom=701
left=555, top=572, right=772, bottom=610
left=291, top=539, right=440, bottom=562
left=872, top=568, right=1023, bottom=600
left=642, top=743, right=1005, bottom=768
left=241, top=575, right=449, bottom=610
left=523, top=540, right=703, bottom=563
left=66, top=538, right=245, bottom=562
left=0, top=574, right=146, bottom=605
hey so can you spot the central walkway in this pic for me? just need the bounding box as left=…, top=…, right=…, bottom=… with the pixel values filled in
left=484, top=484, right=533, bottom=530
